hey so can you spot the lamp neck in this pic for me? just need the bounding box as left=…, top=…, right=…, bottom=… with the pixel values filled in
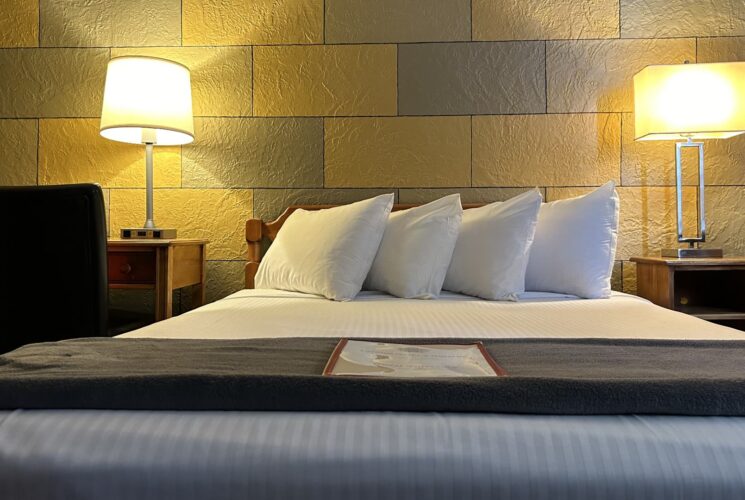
left=144, top=143, right=155, bottom=229
left=141, top=127, right=158, bottom=145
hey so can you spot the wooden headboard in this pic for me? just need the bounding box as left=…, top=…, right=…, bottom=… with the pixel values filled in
left=244, top=203, right=485, bottom=288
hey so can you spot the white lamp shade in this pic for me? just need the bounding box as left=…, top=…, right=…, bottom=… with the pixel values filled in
left=634, top=62, right=745, bottom=141
left=100, top=56, right=194, bottom=146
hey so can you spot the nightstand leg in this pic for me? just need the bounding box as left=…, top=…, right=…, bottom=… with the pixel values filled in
left=154, top=247, right=174, bottom=321
left=192, top=245, right=207, bottom=307
left=200, top=243, right=207, bottom=306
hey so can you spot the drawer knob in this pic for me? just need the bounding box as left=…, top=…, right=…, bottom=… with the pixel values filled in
left=120, top=263, right=132, bottom=274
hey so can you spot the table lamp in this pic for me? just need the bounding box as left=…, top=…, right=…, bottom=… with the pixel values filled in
left=100, top=56, right=194, bottom=239
left=633, top=61, right=745, bottom=258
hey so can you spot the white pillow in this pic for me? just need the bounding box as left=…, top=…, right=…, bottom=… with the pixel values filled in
left=255, top=194, right=394, bottom=301
left=443, top=189, right=542, bottom=301
left=364, top=194, right=462, bottom=299
left=525, top=181, right=619, bottom=299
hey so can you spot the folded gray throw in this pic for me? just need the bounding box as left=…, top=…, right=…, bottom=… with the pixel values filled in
left=1, top=337, right=745, bottom=415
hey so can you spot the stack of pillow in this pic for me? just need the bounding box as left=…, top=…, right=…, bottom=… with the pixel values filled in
left=255, top=182, right=620, bottom=301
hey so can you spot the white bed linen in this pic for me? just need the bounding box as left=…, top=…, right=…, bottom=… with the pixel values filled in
left=3, top=410, right=745, bottom=500
left=121, top=289, right=744, bottom=340
left=5, top=290, right=745, bottom=499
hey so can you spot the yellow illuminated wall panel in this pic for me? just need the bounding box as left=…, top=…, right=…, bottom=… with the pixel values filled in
left=1, top=0, right=744, bottom=304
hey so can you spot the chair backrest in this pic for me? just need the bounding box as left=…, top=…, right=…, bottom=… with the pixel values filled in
left=0, top=184, right=108, bottom=353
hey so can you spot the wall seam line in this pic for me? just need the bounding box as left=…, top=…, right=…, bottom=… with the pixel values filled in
left=250, top=46, right=254, bottom=116
left=470, top=115, right=473, bottom=187
left=104, top=184, right=720, bottom=190
left=0, top=35, right=717, bottom=51
left=543, top=40, right=548, bottom=113
left=36, top=118, right=40, bottom=185
left=37, top=0, right=41, bottom=46
left=396, top=44, right=400, bottom=116
left=25, top=111, right=633, bottom=119
left=469, top=0, right=473, bottom=41
left=618, top=113, right=623, bottom=186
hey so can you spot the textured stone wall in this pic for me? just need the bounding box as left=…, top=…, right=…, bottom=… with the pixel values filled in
left=1, top=0, right=745, bottom=306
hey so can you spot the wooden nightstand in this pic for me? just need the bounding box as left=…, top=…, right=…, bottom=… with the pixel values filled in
left=107, top=239, right=208, bottom=321
left=631, top=256, right=745, bottom=330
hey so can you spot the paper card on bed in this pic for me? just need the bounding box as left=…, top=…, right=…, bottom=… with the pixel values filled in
left=323, top=339, right=506, bottom=378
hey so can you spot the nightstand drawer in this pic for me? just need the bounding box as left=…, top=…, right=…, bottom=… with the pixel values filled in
left=108, top=250, right=156, bottom=284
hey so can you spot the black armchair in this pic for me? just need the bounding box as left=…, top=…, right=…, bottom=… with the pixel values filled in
left=0, top=184, right=109, bottom=353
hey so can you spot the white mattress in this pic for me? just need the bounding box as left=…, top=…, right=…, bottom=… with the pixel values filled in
left=121, top=289, right=744, bottom=340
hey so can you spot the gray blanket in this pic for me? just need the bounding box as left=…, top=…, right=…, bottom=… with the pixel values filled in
left=1, top=337, right=745, bottom=415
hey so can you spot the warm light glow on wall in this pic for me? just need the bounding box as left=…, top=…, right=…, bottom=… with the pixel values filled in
left=634, top=61, right=745, bottom=141
left=100, top=56, right=194, bottom=146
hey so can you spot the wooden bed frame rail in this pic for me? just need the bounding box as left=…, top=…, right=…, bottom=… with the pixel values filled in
left=245, top=203, right=485, bottom=288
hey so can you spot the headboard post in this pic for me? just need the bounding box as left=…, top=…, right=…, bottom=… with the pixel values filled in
left=245, top=219, right=263, bottom=289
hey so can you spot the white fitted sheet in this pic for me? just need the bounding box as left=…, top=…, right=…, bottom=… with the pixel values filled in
left=120, top=289, right=744, bottom=341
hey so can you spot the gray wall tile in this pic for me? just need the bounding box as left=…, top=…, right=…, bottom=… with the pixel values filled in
left=326, top=0, right=470, bottom=43
left=398, top=42, right=546, bottom=115
left=183, top=118, right=323, bottom=188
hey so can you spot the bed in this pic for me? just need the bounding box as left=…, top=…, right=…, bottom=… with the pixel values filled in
left=2, top=204, right=745, bottom=499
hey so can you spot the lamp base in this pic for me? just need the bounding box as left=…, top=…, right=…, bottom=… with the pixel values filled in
left=661, top=247, right=723, bottom=258
left=120, top=228, right=177, bottom=239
